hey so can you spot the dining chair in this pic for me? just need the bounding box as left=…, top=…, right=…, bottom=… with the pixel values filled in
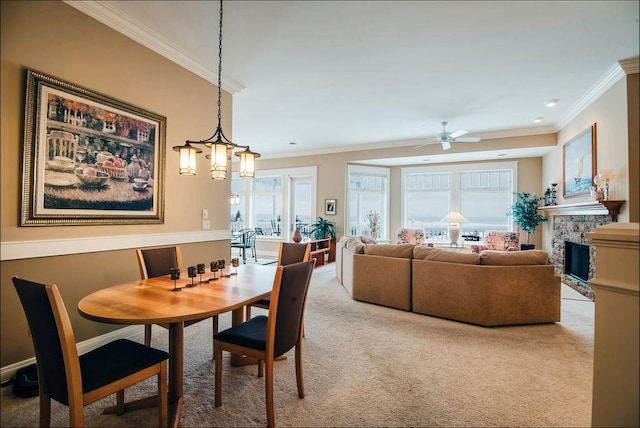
left=12, top=276, right=168, bottom=428
left=214, top=260, right=315, bottom=428
left=230, top=228, right=257, bottom=263
left=245, top=242, right=311, bottom=320
left=137, top=245, right=219, bottom=356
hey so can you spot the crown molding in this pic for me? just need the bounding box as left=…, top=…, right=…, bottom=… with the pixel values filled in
left=63, top=0, right=245, bottom=94
left=557, top=62, right=627, bottom=130
left=619, top=57, right=639, bottom=75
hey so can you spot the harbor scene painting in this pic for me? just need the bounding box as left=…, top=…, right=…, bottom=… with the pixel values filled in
left=563, top=124, right=596, bottom=198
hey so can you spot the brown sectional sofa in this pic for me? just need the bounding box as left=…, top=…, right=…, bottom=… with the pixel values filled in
left=337, top=236, right=561, bottom=326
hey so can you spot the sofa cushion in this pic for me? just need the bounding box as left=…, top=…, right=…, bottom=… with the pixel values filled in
left=480, top=249, right=548, bottom=265
left=364, top=243, right=414, bottom=259
left=413, top=245, right=437, bottom=260
left=424, top=248, right=480, bottom=264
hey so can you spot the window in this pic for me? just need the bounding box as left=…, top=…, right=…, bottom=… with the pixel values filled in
left=347, top=164, right=390, bottom=240
left=231, top=167, right=317, bottom=240
left=402, top=162, right=516, bottom=241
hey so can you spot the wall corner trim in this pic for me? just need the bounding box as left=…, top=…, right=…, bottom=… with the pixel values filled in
left=1, top=230, right=231, bottom=261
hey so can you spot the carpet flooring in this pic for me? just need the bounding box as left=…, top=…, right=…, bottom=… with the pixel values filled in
left=0, top=264, right=594, bottom=427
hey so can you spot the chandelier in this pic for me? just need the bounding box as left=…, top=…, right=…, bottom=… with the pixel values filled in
left=172, top=0, right=259, bottom=179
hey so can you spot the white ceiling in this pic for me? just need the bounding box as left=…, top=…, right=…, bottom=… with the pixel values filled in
left=68, top=1, right=638, bottom=165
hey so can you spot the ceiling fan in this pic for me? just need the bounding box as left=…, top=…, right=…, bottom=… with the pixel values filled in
left=417, top=121, right=481, bottom=150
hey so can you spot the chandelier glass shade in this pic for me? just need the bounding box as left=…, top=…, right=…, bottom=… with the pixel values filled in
left=172, top=0, right=259, bottom=180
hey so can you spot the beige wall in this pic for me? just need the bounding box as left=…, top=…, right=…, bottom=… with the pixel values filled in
left=626, top=73, right=639, bottom=222
left=541, top=75, right=637, bottom=253
left=1, top=1, right=233, bottom=366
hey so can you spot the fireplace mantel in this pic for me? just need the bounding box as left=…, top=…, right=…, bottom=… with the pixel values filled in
left=538, top=200, right=625, bottom=220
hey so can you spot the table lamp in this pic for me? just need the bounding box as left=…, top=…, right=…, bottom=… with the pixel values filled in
left=440, top=211, right=468, bottom=246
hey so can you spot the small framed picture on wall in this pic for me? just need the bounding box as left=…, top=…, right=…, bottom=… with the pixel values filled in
left=325, top=199, right=336, bottom=215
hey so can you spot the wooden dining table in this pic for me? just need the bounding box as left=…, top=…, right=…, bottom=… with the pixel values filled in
left=78, top=263, right=276, bottom=427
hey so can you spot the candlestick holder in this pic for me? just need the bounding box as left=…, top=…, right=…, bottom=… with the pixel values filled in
left=218, top=259, right=230, bottom=278
left=170, top=267, right=182, bottom=292
left=210, top=260, right=219, bottom=281
left=197, top=263, right=207, bottom=283
left=230, top=258, right=239, bottom=275
left=187, top=266, right=197, bottom=287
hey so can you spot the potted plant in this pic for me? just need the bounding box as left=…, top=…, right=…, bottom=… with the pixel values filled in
left=507, top=192, right=547, bottom=250
left=310, top=216, right=336, bottom=241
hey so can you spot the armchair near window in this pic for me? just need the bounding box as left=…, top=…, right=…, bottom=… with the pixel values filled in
left=396, top=228, right=426, bottom=245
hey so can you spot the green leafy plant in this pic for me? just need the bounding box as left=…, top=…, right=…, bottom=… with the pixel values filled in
left=310, top=216, right=336, bottom=240
left=506, top=192, right=547, bottom=244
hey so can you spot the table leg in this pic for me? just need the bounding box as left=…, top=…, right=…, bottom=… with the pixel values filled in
left=168, top=322, right=184, bottom=427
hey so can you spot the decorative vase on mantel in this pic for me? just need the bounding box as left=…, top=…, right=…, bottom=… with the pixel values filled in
left=292, top=228, right=302, bottom=243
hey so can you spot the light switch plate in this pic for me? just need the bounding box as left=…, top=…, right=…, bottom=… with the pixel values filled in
left=202, top=220, right=211, bottom=230
left=202, top=209, right=209, bottom=219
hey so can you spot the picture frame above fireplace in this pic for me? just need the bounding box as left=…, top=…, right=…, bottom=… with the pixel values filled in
left=563, top=123, right=596, bottom=198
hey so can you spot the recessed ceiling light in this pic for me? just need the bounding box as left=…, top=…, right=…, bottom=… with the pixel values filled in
left=497, top=153, right=507, bottom=157
left=545, top=99, right=559, bottom=107
left=423, top=159, right=430, bottom=162
left=289, top=142, right=297, bottom=145
left=532, top=117, right=543, bottom=123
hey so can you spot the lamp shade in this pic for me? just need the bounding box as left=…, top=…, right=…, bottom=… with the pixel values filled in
left=440, top=211, right=468, bottom=224
left=236, top=148, right=260, bottom=178
left=173, top=142, right=201, bottom=175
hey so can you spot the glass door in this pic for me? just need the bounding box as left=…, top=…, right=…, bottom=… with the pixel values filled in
left=290, top=177, right=313, bottom=240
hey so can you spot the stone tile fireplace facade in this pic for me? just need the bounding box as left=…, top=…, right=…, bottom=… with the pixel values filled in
left=550, top=214, right=613, bottom=300
left=540, top=200, right=625, bottom=301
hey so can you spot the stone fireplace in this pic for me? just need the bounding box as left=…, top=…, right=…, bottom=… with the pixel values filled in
left=540, top=200, right=625, bottom=301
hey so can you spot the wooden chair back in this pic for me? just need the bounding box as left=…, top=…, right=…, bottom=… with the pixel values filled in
left=278, top=242, right=311, bottom=266
left=268, top=260, right=315, bottom=357
left=136, top=245, right=182, bottom=279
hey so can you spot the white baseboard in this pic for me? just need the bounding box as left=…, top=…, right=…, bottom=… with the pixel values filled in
left=1, top=325, right=141, bottom=384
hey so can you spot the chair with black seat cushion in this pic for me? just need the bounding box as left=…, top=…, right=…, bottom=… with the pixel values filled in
left=12, top=276, right=168, bottom=428
left=245, top=242, right=311, bottom=320
left=137, top=245, right=219, bottom=356
left=214, top=260, right=315, bottom=428
left=231, top=228, right=257, bottom=263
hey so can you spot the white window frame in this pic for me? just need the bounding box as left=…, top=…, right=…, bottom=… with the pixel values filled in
left=401, top=161, right=518, bottom=241
left=346, top=164, right=390, bottom=241
left=232, top=166, right=317, bottom=241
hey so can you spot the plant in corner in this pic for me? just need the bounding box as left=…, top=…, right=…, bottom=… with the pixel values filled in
left=310, top=217, right=336, bottom=240
left=507, top=192, right=547, bottom=250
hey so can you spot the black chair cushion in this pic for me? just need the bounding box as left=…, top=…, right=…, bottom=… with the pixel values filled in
left=214, top=315, right=268, bottom=352
left=79, top=339, right=169, bottom=396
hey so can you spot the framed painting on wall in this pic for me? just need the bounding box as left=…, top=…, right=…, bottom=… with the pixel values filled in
left=21, top=68, right=166, bottom=226
left=563, top=123, right=596, bottom=198
left=325, top=199, right=336, bottom=215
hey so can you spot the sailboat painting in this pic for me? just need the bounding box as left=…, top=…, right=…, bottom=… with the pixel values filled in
left=563, top=124, right=596, bottom=198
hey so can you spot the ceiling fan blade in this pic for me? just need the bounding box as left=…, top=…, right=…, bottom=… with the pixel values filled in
left=455, top=137, right=481, bottom=143
left=449, top=129, right=468, bottom=139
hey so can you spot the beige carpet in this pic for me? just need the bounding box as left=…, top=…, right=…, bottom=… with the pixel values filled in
left=0, top=265, right=594, bottom=427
